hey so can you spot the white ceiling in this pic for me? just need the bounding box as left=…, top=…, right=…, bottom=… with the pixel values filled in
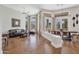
left=3, top=4, right=78, bottom=15
left=30, top=4, right=78, bottom=10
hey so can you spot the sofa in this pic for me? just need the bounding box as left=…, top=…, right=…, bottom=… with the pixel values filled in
left=41, top=31, right=63, bottom=48
left=8, top=29, right=27, bottom=37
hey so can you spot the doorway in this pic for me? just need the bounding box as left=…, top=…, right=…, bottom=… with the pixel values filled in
left=30, top=15, right=36, bottom=34
left=25, top=15, right=37, bottom=35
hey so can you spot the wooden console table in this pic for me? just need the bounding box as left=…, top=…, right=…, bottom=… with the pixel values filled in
left=2, top=33, right=9, bottom=49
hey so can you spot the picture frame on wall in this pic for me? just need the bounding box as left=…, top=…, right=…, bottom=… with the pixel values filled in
left=12, top=18, right=20, bottom=27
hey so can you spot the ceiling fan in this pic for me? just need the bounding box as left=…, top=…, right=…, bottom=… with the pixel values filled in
left=22, top=11, right=30, bottom=15
left=22, top=7, right=30, bottom=15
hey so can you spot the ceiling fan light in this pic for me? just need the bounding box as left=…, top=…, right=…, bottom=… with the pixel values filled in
left=22, top=12, right=26, bottom=14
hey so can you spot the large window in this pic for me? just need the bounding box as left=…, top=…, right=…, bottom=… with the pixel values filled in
left=44, top=17, right=52, bottom=31
left=55, top=16, right=68, bottom=31
left=62, top=19, right=68, bottom=31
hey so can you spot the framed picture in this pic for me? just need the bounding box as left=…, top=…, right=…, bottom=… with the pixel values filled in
left=12, top=18, right=20, bottom=27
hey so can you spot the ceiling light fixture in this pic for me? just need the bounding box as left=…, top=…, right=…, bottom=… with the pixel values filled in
left=57, top=4, right=63, bottom=6
left=22, top=7, right=30, bottom=15
left=22, top=11, right=29, bottom=14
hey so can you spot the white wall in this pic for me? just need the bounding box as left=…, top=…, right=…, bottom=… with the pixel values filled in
left=0, top=32, right=2, bottom=54
left=0, top=14, right=2, bottom=54
left=0, top=5, right=27, bottom=53
left=0, top=5, right=26, bottom=33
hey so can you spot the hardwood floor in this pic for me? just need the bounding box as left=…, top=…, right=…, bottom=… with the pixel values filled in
left=3, top=34, right=79, bottom=54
